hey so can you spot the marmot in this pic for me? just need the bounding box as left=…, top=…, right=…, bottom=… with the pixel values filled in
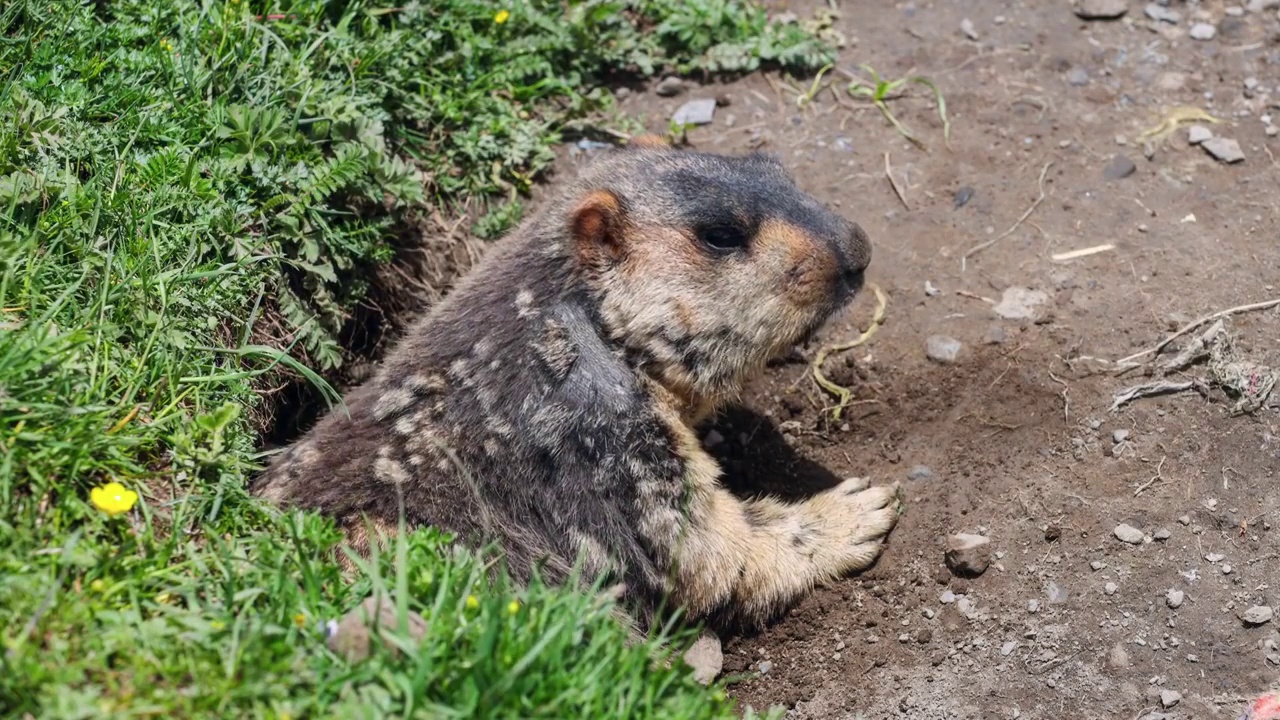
left=254, top=135, right=901, bottom=633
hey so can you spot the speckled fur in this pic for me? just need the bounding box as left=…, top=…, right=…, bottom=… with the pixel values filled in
left=253, top=137, right=901, bottom=632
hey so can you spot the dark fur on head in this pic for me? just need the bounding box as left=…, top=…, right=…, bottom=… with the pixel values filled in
left=254, top=136, right=897, bottom=634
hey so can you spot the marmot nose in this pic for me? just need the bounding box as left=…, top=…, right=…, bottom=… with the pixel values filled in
left=835, top=221, right=872, bottom=290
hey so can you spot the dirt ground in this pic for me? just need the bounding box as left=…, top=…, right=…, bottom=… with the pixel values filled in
left=588, top=1, right=1280, bottom=717
left=293, top=1, right=1280, bottom=717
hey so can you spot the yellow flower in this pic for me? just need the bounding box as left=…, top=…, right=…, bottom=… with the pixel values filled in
left=465, top=595, right=479, bottom=610
left=155, top=592, right=171, bottom=604
left=293, top=613, right=306, bottom=628
left=506, top=600, right=520, bottom=616
left=90, top=481, right=138, bottom=516
left=493, top=9, right=510, bottom=24
left=210, top=620, right=225, bottom=631
left=90, top=579, right=106, bottom=592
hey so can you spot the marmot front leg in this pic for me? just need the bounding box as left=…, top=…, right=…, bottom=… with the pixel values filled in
left=668, top=465, right=901, bottom=629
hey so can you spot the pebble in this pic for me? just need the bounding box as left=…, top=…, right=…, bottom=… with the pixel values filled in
left=1222, top=564, right=1234, bottom=575
left=1074, top=0, right=1128, bottom=19
left=924, top=280, right=941, bottom=297
left=1028, top=599, right=1041, bottom=614
left=654, top=76, right=685, bottom=97
left=954, top=186, right=975, bottom=208
left=960, top=17, right=979, bottom=40
left=1167, top=589, right=1185, bottom=609
left=926, top=335, right=963, bottom=364
left=1091, top=560, right=1108, bottom=571
left=1241, top=606, right=1274, bottom=626
left=1178, top=515, right=1191, bottom=526
left=1001, top=641, right=1018, bottom=657
left=1112, top=428, right=1130, bottom=443
left=1144, top=3, right=1181, bottom=22
left=984, top=325, right=1008, bottom=345
left=1109, top=644, right=1130, bottom=668
left=1160, top=690, right=1182, bottom=708
left=672, top=98, right=717, bottom=126
left=1047, top=582, right=1069, bottom=604
left=1104, top=155, right=1137, bottom=180
left=994, top=287, right=1049, bottom=320
left=1067, top=67, right=1090, bottom=86
left=945, top=533, right=992, bottom=577
left=758, top=660, right=774, bottom=674
left=1206, top=552, right=1225, bottom=563
left=908, top=465, right=935, bottom=481
left=683, top=632, right=724, bottom=685
left=940, top=590, right=957, bottom=604
left=1105, top=582, right=1119, bottom=596
left=1189, top=22, right=1217, bottom=40
left=1202, top=137, right=1245, bottom=163
left=1114, top=523, right=1145, bottom=544
left=1154, top=528, right=1171, bottom=541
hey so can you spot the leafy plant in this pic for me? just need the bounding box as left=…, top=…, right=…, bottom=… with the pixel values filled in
left=847, top=63, right=952, bottom=151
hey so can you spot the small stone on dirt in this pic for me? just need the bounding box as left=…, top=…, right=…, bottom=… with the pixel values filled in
left=1154, top=528, right=1171, bottom=541
left=1178, top=515, right=1191, bottom=526
left=1105, top=582, right=1119, bottom=596
left=908, top=465, right=935, bottom=481
left=1202, top=137, right=1245, bottom=163
left=1144, top=3, right=1181, bottom=22
left=994, top=287, right=1049, bottom=320
left=1104, top=155, right=1137, bottom=180
left=1189, top=22, right=1217, bottom=40
left=1091, top=560, right=1107, bottom=571
left=926, top=335, right=963, bottom=364
left=924, top=280, right=941, bottom=297
left=1114, top=523, right=1145, bottom=544
left=1001, top=641, right=1018, bottom=657
left=1028, top=599, right=1041, bottom=613
left=672, top=98, right=716, bottom=126
left=1241, top=606, right=1274, bottom=626
left=984, top=325, right=1008, bottom=345
left=1167, top=589, right=1185, bottom=609
left=1160, top=690, right=1182, bottom=708
left=758, top=659, right=774, bottom=674
left=1188, top=125, right=1213, bottom=144
left=954, top=186, right=975, bottom=208
left=1047, top=582, right=1069, bottom=604
left=960, top=18, right=979, bottom=40
left=945, top=533, right=992, bottom=577
left=940, top=590, right=957, bottom=604
left=655, top=76, right=685, bottom=97
left=1112, top=428, right=1130, bottom=443
left=1067, top=67, right=1090, bottom=86
left=1074, top=0, right=1128, bottom=19
left=683, top=631, right=723, bottom=685
left=1109, top=644, right=1130, bottom=668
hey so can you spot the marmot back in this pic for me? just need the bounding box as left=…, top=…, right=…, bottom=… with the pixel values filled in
left=254, top=137, right=901, bottom=632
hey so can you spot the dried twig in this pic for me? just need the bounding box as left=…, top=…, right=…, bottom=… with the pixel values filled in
left=812, top=284, right=888, bottom=421
left=884, top=152, right=909, bottom=210
left=1115, top=297, right=1280, bottom=368
left=1051, top=244, right=1114, bottom=262
left=1110, top=379, right=1207, bottom=411
left=1133, top=456, right=1167, bottom=497
left=963, top=161, right=1053, bottom=268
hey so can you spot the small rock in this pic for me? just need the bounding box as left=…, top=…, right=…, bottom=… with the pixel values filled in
left=924, top=280, right=941, bottom=297
left=1001, top=641, right=1018, bottom=657
left=1160, top=690, right=1182, bottom=708
left=1247, top=0, right=1280, bottom=11
left=940, top=590, right=957, bottom=604
left=672, top=98, right=717, bottom=126
left=1206, top=552, right=1225, bottom=563
left=1112, top=428, right=1131, bottom=443
left=1091, top=560, right=1107, bottom=571
left=1144, top=2, right=1181, bottom=22
left=1189, top=22, right=1217, bottom=40
left=1222, top=564, right=1233, bottom=575
left=654, top=76, right=685, bottom=97
left=1202, top=137, right=1245, bottom=163
left=908, top=465, right=935, bottom=481
left=1114, top=523, right=1145, bottom=544
left=1104, top=582, right=1118, bottom=596
left=926, top=335, right=963, bottom=364
left=1178, top=515, right=1191, bottom=526
left=945, top=533, right=992, bottom=577
left=1109, top=644, right=1130, bottom=668
left=960, top=18, right=979, bottom=40
left=327, top=595, right=429, bottom=663
left=1241, top=606, right=1274, bottom=626
left=1067, top=67, right=1090, bottom=86
left=758, top=660, right=774, bottom=674
left=1074, top=0, right=1128, bottom=19
left=1027, top=599, right=1041, bottom=614
left=994, top=287, right=1049, bottom=320
left=683, top=631, right=723, bottom=685
left=954, top=186, right=975, bottom=208
left=1188, top=127, right=1212, bottom=148
left=1047, top=582, right=1069, bottom=604
left=984, top=325, right=1008, bottom=345
left=1154, top=528, right=1171, bottom=541
left=1167, top=589, right=1185, bottom=609
left=1104, top=155, right=1137, bottom=180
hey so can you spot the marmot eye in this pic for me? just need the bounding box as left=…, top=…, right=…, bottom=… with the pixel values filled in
left=697, top=225, right=748, bottom=254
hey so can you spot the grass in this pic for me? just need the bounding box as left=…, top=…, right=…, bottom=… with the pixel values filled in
left=846, top=64, right=951, bottom=151
left=0, top=0, right=834, bottom=716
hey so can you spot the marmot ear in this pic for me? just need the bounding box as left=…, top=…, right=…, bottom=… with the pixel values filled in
left=627, top=133, right=671, bottom=150
left=570, top=189, right=629, bottom=266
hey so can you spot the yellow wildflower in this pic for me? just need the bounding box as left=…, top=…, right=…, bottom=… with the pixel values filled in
left=156, top=592, right=172, bottom=604
left=90, top=481, right=138, bottom=516
left=211, top=620, right=225, bottom=631
left=90, top=579, right=106, bottom=592
left=293, top=613, right=306, bottom=628
left=159, top=38, right=173, bottom=52
left=493, top=9, right=510, bottom=24
left=465, top=595, right=479, bottom=610
left=506, top=600, right=520, bottom=616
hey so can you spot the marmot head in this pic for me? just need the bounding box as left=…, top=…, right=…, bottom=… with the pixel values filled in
left=562, top=137, right=871, bottom=408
